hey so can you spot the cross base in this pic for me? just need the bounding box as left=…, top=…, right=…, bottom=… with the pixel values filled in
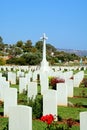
left=40, top=60, right=50, bottom=72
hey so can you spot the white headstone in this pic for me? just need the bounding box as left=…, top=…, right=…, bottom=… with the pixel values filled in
left=57, top=83, right=68, bottom=106
left=40, top=72, right=49, bottom=95
left=9, top=105, right=32, bottom=130
left=8, top=72, right=16, bottom=84
left=27, top=82, right=37, bottom=100
left=66, top=79, right=74, bottom=97
left=25, top=72, right=32, bottom=85
left=80, top=112, right=87, bottom=130
left=0, top=73, right=2, bottom=77
left=17, top=71, right=25, bottom=78
left=0, top=81, right=10, bottom=101
left=74, top=71, right=84, bottom=87
left=43, top=89, right=57, bottom=120
left=4, top=88, right=17, bottom=116
left=63, top=71, right=73, bottom=80
left=32, top=70, right=40, bottom=81
left=19, top=77, right=27, bottom=93
left=0, top=77, right=6, bottom=83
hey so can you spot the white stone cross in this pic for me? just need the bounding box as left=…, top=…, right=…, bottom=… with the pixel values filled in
left=40, top=33, right=48, bottom=61
left=40, top=33, right=50, bottom=71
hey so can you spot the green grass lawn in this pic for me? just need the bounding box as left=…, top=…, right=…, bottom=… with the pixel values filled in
left=0, top=117, right=80, bottom=130
left=74, top=87, right=87, bottom=97
left=33, top=119, right=80, bottom=130
left=58, top=106, right=87, bottom=120
left=33, top=120, right=47, bottom=130
left=68, top=97, right=87, bottom=106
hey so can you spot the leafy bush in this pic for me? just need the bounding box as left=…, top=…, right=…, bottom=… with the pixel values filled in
left=49, top=77, right=65, bottom=90
left=64, top=69, right=67, bottom=72
left=18, top=93, right=27, bottom=105
left=0, top=58, right=6, bottom=65
left=81, top=78, right=87, bottom=87
left=28, top=95, right=43, bottom=119
left=57, top=115, right=62, bottom=121
left=80, top=90, right=87, bottom=97
left=16, top=77, right=19, bottom=85
left=0, top=100, right=4, bottom=108
left=2, top=71, right=8, bottom=80
left=80, top=67, right=84, bottom=70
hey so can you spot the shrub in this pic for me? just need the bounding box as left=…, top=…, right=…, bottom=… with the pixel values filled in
left=28, top=95, right=43, bottom=119
left=64, top=69, right=67, bottom=72
left=0, top=101, right=4, bottom=107
left=16, top=77, right=19, bottom=85
left=57, top=115, right=62, bottom=121
left=2, top=71, right=8, bottom=80
left=18, top=93, right=27, bottom=105
left=80, top=78, right=87, bottom=88
left=81, top=90, right=86, bottom=97
left=11, top=68, right=14, bottom=71
left=80, top=67, right=84, bottom=70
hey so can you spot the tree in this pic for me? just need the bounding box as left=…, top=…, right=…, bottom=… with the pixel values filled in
left=21, top=52, right=42, bottom=65
left=6, top=57, right=16, bottom=64
left=15, top=57, right=27, bottom=65
left=25, top=40, right=32, bottom=47
left=22, top=40, right=33, bottom=52
left=0, top=58, right=6, bottom=65
left=16, top=40, right=23, bottom=48
left=46, top=43, right=57, bottom=54
left=31, top=47, right=37, bottom=53
left=35, top=41, right=43, bottom=53
left=14, top=47, right=23, bottom=56
left=0, top=36, right=4, bottom=51
left=0, top=36, right=3, bottom=44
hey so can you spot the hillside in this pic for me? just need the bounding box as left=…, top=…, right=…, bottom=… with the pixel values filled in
left=58, top=49, right=87, bottom=57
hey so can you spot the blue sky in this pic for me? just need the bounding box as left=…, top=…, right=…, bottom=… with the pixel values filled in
left=0, top=0, right=87, bottom=50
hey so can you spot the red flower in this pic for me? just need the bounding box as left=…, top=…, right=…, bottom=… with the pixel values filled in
left=41, top=114, right=54, bottom=125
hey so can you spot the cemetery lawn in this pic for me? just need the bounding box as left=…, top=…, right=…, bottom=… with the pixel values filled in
left=32, top=119, right=80, bottom=130
left=58, top=106, right=87, bottom=120
left=0, top=118, right=80, bottom=130
left=1, top=85, right=87, bottom=130
left=68, top=97, right=87, bottom=106
left=74, top=87, right=87, bottom=97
